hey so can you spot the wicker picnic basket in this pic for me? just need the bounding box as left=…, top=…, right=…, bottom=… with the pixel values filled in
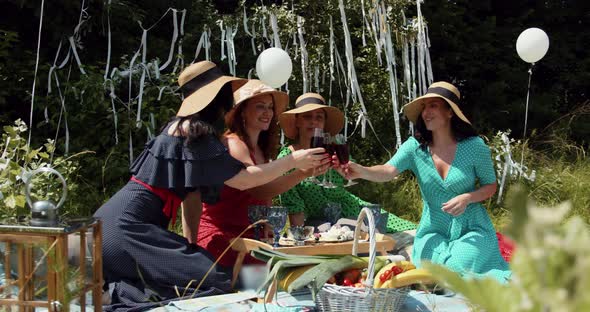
left=314, top=208, right=410, bottom=312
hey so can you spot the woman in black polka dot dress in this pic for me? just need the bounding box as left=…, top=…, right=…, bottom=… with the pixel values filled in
left=94, top=62, right=326, bottom=309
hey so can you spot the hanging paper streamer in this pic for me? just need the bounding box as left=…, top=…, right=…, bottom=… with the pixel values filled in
left=225, top=24, right=238, bottom=76
left=338, top=0, right=390, bottom=156
left=192, top=28, right=209, bottom=63
left=270, top=12, right=282, bottom=49
left=384, top=22, right=402, bottom=149
left=243, top=6, right=258, bottom=56
left=159, top=9, right=180, bottom=72
left=328, top=16, right=335, bottom=106
left=172, top=9, right=187, bottom=74
left=27, top=0, right=46, bottom=148
left=297, top=16, right=309, bottom=93
left=104, top=0, right=112, bottom=80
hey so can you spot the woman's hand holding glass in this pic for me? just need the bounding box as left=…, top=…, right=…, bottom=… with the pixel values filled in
left=343, top=162, right=364, bottom=180
left=290, top=147, right=330, bottom=170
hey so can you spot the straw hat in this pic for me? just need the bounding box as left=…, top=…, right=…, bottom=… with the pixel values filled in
left=176, top=61, right=247, bottom=117
left=279, top=93, right=345, bottom=139
left=402, top=81, right=471, bottom=125
left=225, top=80, right=289, bottom=125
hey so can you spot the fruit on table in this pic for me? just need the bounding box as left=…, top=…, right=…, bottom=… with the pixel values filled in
left=387, top=268, right=435, bottom=288
left=373, top=261, right=416, bottom=288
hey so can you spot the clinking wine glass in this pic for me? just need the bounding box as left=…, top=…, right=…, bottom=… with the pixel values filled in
left=321, top=133, right=337, bottom=188
left=334, top=134, right=357, bottom=187
left=266, top=206, right=288, bottom=248
left=305, top=128, right=324, bottom=184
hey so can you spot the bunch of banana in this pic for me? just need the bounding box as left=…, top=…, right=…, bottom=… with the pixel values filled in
left=373, top=261, right=435, bottom=288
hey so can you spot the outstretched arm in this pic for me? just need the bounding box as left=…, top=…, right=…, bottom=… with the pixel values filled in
left=223, top=143, right=327, bottom=191
left=224, top=136, right=330, bottom=196
left=345, top=162, right=400, bottom=183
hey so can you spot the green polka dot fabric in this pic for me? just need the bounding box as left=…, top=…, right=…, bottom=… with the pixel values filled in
left=387, top=136, right=511, bottom=282
left=277, top=147, right=416, bottom=233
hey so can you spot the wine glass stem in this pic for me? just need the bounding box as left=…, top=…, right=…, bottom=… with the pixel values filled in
left=274, top=230, right=280, bottom=247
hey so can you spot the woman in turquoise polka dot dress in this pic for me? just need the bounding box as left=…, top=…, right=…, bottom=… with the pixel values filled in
left=346, top=82, right=511, bottom=282
left=277, top=93, right=417, bottom=233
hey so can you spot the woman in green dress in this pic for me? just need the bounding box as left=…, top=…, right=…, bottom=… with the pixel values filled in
left=277, top=92, right=417, bottom=233
left=345, top=82, right=511, bottom=282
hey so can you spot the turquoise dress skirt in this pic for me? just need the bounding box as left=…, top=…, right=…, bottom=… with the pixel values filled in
left=387, top=136, right=511, bottom=282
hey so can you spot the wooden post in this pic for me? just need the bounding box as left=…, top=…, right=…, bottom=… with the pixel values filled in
left=46, top=237, right=57, bottom=310
left=3, top=241, right=11, bottom=298
left=93, top=221, right=103, bottom=312
left=79, top=230, right=87, bottom=312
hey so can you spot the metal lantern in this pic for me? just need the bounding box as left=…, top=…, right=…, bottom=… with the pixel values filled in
left=24, top=167, right=67, bottom=227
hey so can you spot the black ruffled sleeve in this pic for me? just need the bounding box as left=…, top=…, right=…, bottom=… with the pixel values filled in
left=130, top=133, right=244, bottom=199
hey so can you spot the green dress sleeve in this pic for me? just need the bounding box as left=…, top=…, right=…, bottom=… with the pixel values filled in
left=471, top=137, right=497, bottom=185
left=386, top=137, right=419, bottom=173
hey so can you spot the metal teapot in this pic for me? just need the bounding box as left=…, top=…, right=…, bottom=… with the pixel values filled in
left=25, top=167, right=67, bottom=226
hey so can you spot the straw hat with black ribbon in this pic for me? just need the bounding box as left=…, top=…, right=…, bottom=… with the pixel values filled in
left=176, top=61, right=247, bottom=117
left=402, top=81, right=471, bottom=125
left=279, top=93, right=345, bottom=140
left=225, top=79, right=289, bottom=127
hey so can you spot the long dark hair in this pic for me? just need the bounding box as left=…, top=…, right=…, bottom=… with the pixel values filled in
left=224, top=96, right=280, bottom=161
left=168, top=84, right=233, bottom=144
left=414, top=103, right=478, bottom=149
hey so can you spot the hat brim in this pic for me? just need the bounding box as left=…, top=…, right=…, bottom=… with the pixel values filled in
left=225, top=91, right=289, bottom=127
left=402, top=94, right=471, bottom=125
left=279, top=104, right=345, bottom=139
left=176, top=76, right=247, bottom=117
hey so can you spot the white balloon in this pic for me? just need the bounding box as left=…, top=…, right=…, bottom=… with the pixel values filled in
left=516, top=28, right=550, bottom=63
left=256, top=48, right=292, bottom=88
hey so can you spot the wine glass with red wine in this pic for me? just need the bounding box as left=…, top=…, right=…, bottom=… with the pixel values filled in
left=305, top=128, right=324, bottom=184
left=322, top=133, right=337, bottom=188
left=334, top=134, right=357, bottom=187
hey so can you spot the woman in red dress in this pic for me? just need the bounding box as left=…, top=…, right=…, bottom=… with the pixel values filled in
left=198, top=80, right=331, bottom=268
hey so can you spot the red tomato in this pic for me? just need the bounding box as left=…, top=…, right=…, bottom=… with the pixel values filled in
left=392, top=266, right=403, bottom=276
left=342, top=278, right=353, bottom=286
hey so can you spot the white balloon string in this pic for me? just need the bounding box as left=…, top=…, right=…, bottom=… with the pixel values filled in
left=520, top=63, right=534, bottom=178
